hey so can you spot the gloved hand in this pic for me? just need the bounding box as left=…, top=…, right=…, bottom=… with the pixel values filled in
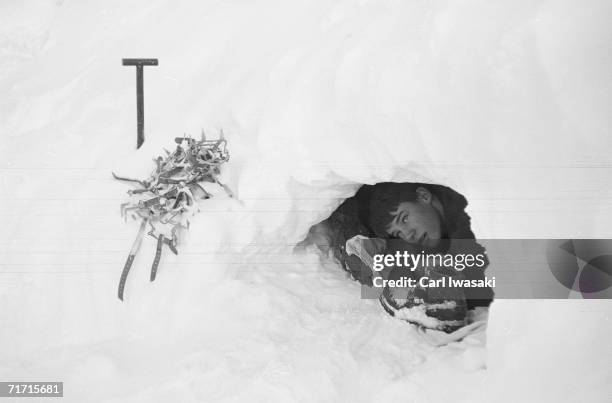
left=344, top=235, right=387, bottom=286
left=378, top=240, right=468, bottom=333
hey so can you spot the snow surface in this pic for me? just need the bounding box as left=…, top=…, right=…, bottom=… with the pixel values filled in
left=1, top=0, right=611, bottom=402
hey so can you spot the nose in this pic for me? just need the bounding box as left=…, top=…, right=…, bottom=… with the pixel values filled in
left=400, top=229, right=416, bottom=242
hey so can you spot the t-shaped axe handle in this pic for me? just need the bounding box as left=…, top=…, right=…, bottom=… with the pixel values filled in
left=122, top=58, right=159, bottom=66
left=122, top=58, right=159, bottom=148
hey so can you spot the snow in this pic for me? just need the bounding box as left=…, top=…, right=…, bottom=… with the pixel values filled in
left=1, top=0, right=611, bottom=402
left=389, top=302, right=461, bottom=330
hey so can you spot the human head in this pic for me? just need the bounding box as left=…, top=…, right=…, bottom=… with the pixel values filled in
left=367, top=182, right=445, bottom=247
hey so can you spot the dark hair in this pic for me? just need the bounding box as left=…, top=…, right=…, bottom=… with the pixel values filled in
left=364, top=182, right=423, bottom=238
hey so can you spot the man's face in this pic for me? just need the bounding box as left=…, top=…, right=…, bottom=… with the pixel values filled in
left=385, top=199, right=442, bottom=248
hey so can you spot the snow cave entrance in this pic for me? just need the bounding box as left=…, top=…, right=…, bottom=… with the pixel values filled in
left=298, top=181, right=492, bottom=334
left=300, top=181, right=475, bottom=258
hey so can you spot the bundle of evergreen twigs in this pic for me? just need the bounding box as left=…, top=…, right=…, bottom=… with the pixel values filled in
left=113, top=132, right=231, bottom=300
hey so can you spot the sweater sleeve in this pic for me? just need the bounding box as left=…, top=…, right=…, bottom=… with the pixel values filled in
left=434, top=185, right=494, bottom=309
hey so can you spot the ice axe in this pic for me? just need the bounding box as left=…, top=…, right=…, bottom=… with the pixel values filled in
left=122, top=58, right=158, bottom=149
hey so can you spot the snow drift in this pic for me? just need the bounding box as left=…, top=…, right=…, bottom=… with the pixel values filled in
left=0, top=0, right=610, bottom=402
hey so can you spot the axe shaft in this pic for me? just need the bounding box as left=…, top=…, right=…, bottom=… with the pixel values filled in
left=122, top=58, right=158, bottom=149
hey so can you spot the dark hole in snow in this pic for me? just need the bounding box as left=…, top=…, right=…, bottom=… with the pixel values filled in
left=300, top=181, right=477, bottom=257
left=299, top=181, right=494, bottom=332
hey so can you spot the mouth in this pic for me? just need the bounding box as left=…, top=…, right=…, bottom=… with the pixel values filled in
left=419, top=232, right=428, bottom=246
